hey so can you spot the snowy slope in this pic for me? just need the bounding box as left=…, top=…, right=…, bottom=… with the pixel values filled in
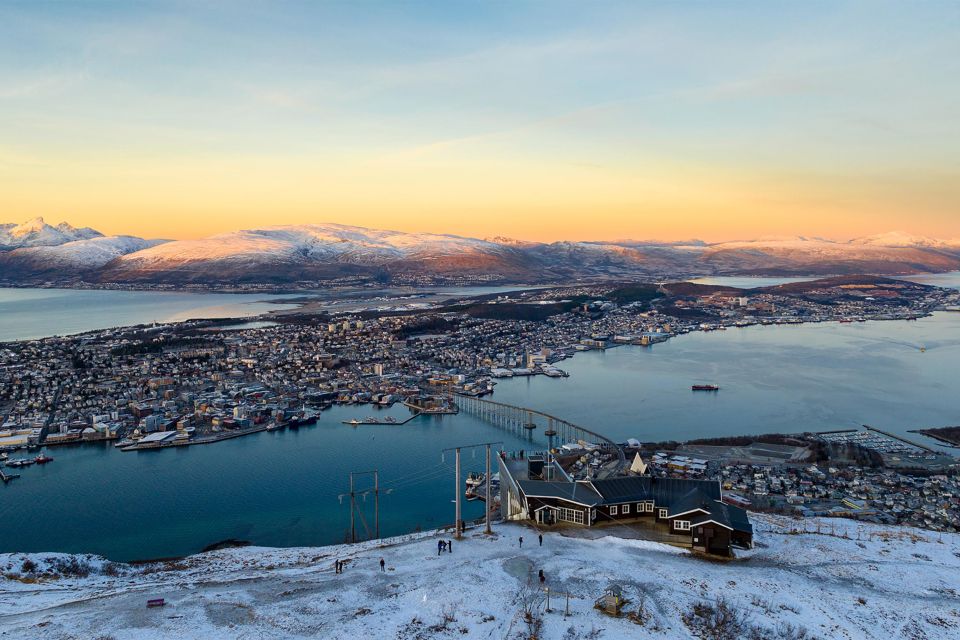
left=1, top=516, right=958, bottom=639
left=0, top=236, right=167, bottom=277
left=112, top=223, right=503, bottom=264
left=102, top=223, right=533, bottom=283
left=0, top=217, right=101, bottom=249
left=698, top=236, right=960, bottom=275
left=3, top=219, right=960, bottom=283
left=851, top=231, right=960, bottom=249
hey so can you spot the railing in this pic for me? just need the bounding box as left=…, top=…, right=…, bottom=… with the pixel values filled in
left=453, top=394, right=626, bottom=469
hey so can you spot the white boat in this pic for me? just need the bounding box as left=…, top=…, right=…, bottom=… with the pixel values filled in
left=466, top=472, right=485, bottom=487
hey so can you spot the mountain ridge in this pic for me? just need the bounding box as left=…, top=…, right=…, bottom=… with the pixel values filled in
left=2, top=218, right=960, bottom=285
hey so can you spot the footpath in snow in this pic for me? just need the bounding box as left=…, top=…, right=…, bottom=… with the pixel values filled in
left=1, top=515, right=959, bottom=639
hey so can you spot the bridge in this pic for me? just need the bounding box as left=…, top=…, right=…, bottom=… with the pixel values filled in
left=452, top=394, right=625, bottom=468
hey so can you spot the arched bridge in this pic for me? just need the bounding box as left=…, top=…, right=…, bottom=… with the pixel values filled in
left=452, top=394, right=625, bottom=467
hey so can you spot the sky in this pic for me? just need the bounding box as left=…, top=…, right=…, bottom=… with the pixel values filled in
left=1, top=0, right=958, bottom=243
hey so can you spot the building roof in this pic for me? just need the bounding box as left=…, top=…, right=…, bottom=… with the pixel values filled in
left=588, top=476, right=722, bottom=506
left=516, top=480, right=604, bottom=507
left=688, top=500, right=753, bottom=534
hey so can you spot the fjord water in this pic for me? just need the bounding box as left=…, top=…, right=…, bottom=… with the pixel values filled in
left=0, top=285, right=540, bottom=342
left=2, top=273, right=959, bottom=560
left=0, top=288, right=303, bottom=342
left=0, top=407, right=540, bottom=562
left=493, top=312, right=960, bottom=445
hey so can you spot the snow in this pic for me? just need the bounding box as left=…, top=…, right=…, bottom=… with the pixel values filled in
left=0, top=217, right=102, bottom=249
left=113, top=223, right=503, bottom=268
left=851, top=232, right=960, bottom=249
left=2, top=516, right=959, bottom=639
left=3, top=236, right=168, bottom=268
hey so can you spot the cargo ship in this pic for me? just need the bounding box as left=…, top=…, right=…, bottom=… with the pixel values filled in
left=691, top=384, right=720, bottom=391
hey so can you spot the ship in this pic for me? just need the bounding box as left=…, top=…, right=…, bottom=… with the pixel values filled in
left=287, top=413, right=319, bottom=428
left=691, top=384, right=720, bottom=391
left=34, top=454, right=54, bottom=464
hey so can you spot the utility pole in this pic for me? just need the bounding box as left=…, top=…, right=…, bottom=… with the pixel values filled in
left=443, top=441, right=502, bottom=539
left=484, top=444, right=492, bottom=534
left=339, top=470, right=384, bottom=544
left=455, top=447, right=462, bottom=539
left=349, top=472, right=356, bottom=543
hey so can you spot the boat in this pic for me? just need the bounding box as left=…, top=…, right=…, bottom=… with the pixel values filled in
left=6, top=458, right=36, bottom=468
left=384, top=416, right=397, bottom=424
left=363, top=416, right=377, bottom=424
left=34, top=454, right=54, bottom=464
left=691, top=384, right=720, bottom=391
left=288, top=414, right=319, bottom=428
left=466, top=472, right=485, bottom=487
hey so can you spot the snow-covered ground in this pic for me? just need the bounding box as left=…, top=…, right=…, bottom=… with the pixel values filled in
left=2, top=515, right=959, bottom=639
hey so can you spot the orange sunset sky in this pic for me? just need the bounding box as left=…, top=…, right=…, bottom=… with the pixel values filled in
left=2, top=1, right=958, bottom=242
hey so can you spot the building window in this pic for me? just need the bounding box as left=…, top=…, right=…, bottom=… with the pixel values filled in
left=610, top=506, right=618, bottom=516
left=658, top=508, right=667, bottom=519
left=674, top=520, right=691, bottom=531
left=643, top=501, right=653, bottom=513
left=622, top=504, right=630, bottom=515
left=559, top=507, right=584, bottom=525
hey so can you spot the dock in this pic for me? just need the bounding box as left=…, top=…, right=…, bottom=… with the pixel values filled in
left=342, top=414, right=420, bottom=426
left=0, top=467, right=21, bottom=483
left=119, top=425, right=270, bottom=451
left=862, top=424, right=940, bottom=454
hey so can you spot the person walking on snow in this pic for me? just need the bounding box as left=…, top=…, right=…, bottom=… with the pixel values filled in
left=448, top=539, right=452, bottom=553
left=538, top=534, right=543, bottom=547
left=379, top=558, right=385, bottom=572
left=519, top=536, right=524, bottom=548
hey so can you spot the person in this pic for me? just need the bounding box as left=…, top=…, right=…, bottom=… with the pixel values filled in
left=379, top=558, right=385, bottom=572
left=334, top=559, right=339, bottom=574
left=538, top=569, right=545, bottom=585
left=438, top=540, right=445, bottom=555
left=538, top=534, right=543, bottom=547
left=448, top=539, right=453, bottom=553
left=519, top=536, right=524, bottom=548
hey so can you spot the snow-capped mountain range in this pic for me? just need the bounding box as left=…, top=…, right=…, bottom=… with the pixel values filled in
left=2, top=218, right=959, bottom=285
left=0, top=217, right=102, bottom=249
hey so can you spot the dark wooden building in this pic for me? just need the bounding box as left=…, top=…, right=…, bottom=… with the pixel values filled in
left=500, top=454, right=752, bottom=555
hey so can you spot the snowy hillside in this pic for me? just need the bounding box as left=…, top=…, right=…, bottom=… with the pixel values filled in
left=0, top=217, right=101, bottom=249
left=851, top=232, right=960, bottom=249
left=0, top=236, right=167, bottom=277
left=112, top=223, right=505, bottom=266
left=2, top=516, right=958, bottom=639
left=4, top=218, right=960, bottom=284
left=100, top=223, right=533, bottom=284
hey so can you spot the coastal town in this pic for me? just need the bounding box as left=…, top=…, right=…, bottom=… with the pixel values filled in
left=2, top=276, right=958, bottom=536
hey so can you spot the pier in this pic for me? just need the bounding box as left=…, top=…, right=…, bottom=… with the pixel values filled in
left=0, top=467, right=20, bottom=483
left=452, top=394, right=625, bottom=468
left=863, top=424, right=940, bottom=454
left=342, top=414, right=420, bottom=426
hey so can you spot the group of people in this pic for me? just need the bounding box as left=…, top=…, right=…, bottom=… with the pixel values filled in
left=334, top=531, right=546, bottom=580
